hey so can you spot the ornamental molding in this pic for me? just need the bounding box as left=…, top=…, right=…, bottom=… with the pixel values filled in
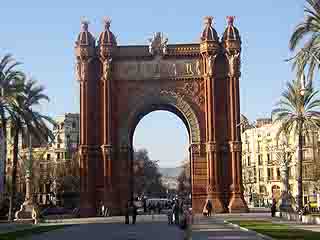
left=229, top=141, right=242, bottom=152
left=79, top=145, right=98, bottom=156
left=76, top=58, right=94, bottom=82
left=118, top=87, right=201, bottom=146
left=101, top=57, right=112, bottom=81
left=75, top=46, right=95, bottom=61
left=189, top=143, right=204, bottom=155
left=206, top=142, right=218, bottom=152
left=101, top=144, right=113, bottom=155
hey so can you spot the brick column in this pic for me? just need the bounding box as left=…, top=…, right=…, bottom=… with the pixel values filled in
left=79, top=145, right=97, bottom=217
left=203, top=54, right=224, bottom=213
left=227, top=65, right=248, bottom=213
left=189, top=143, right=207, bottom=214
left=206, top=142, right=224, bottom=212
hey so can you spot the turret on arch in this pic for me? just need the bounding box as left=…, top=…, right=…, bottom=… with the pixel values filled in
left=75, top=16, right=248, bottom=217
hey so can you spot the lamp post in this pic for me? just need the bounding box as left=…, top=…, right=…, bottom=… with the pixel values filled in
left=297, top=74, right=305, bottom=212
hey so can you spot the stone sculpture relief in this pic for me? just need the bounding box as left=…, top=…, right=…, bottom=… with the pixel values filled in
left=113, top=59, right=202, bottom=80
left=80, top=61, right=89, bottom=81
left=207, top=54, right=217, bottom=76
left=148, top=32, right=169, bottom=56
left=103, top=58, right=112, bottom=80
left=226, top=51, right=240, bottom=77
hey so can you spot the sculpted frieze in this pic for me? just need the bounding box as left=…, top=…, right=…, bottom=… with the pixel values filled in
left=113, top=59, right=203, bottom=80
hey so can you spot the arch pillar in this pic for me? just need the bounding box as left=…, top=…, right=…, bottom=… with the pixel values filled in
left=206, top=142, right=224, bottom=213
left=189, top=143, right=207, bottom=213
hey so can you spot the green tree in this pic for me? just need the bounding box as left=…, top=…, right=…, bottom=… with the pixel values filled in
left=272, top=79, right=320, bottom=211
left=133, top=149, right=165, bottom=198
left=0, top=54, right=24, bottom=192
left=177, top=160, right=191, bottom=199
left=289, top=0, right=320, bottom=82
left=8, top=78, right=55, bottom=221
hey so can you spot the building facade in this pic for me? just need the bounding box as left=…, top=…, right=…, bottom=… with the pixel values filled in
left=5, top=113, right=80, bottom=205
left=241, top=118, right=320, bottom=207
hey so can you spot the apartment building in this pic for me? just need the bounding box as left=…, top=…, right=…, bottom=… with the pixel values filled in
left=241, top=118, right=320, bottom=207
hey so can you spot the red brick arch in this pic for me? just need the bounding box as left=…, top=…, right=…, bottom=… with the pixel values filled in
left=75, top=17, right=248, bottom=216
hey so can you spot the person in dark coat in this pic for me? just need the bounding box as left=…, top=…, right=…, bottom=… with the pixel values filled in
left=271, top=198, right=276, bottom=217
left=206, top=200, right=213, bottom=217
left=132, top=203, right=138, bottom=224
left=125, top=201, right=130, bottom=224
left=173, top=200, right=180, bottom=225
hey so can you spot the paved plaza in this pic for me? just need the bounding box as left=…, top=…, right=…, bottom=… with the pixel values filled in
left=3, top=213, right=320, bottom=239
left=20, top=215, right=268, bottom=240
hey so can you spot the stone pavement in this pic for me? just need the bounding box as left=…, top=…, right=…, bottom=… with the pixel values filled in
left=24, top=215, right=265, bottom=240
left=191, top=215, right=264, bottom=240
left=4, top=213, right=320, bottom=239
left=27, top=222, right=185, bottom=240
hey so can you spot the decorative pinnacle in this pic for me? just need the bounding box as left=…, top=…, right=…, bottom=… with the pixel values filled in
left=227, top=16, right=235, bottom=26
left=80, top=16, right=90, bottom=31
left=204, top=16, right=213, bottom=26
left=103, top=17, right=111, bottom=30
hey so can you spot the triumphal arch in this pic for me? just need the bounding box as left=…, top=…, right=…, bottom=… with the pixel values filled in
left=74, top=16, right=248, bottom=217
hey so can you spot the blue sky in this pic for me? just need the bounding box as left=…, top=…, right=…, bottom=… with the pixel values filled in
left=0, top=0, right=310, bottom=167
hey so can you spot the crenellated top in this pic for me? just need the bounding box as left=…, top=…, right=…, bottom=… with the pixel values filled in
left=222, top=16, right=241, bottom=43
left=200, top=16, right=219, bottom=42
left=74, top=16, right=242, bottom=59
left=98, top=18, right=117, bottom=47
left=75, top=20, right=95, bottom=47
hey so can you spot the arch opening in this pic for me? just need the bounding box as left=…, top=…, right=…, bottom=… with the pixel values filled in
left=131, top=108, right=192, bottom=208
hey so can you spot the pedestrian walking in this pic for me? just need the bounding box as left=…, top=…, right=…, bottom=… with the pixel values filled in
left=167, top=208, right=173, bottom=224
left=125, top=201, right=130, bottom=224
left=271, top=199, right=276, bottom=217
left=132, top=203, right=138, bottom=224
left=206, top=200, right=213, bottom=217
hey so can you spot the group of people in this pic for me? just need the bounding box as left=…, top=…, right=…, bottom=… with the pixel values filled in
left=167, top=199, right=186, bottom=225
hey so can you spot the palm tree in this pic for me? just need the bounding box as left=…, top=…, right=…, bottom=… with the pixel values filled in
left=289, top=0, right=320, bottom=82
left=272, top=79, right=320, bottom=211
left=8, top=78, right=55, bottom=221
left=0, top=54, right=24, bottom=193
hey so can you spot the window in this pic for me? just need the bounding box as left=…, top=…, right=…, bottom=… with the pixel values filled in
left=57, top=153, right=60, bottom=160
left=302, top=136, right=306, bottom=146
left=267, top=168, right=273, bottom=180
left=46, top=154, right=51, bottom=161
left=259, top=168, right=264, bottom=181
left=276, top=168, right=280, bottom=180
left=72, top=121, right=76, bottom=129
left=57, top=144, right=60, bottom=149
left=257, top=141, right=261, bottom=152
left=247, top=156, right=251, bottom=166
left=258, top=155, right=263, bottom=165
left=267, top=154, right=271, bottom=164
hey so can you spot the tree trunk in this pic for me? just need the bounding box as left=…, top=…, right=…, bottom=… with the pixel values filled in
left=297, top=131, right=303, bottom=211
left=0, top=116, right=7, bottom=193
left=8, top=129, right=19, bottom=221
